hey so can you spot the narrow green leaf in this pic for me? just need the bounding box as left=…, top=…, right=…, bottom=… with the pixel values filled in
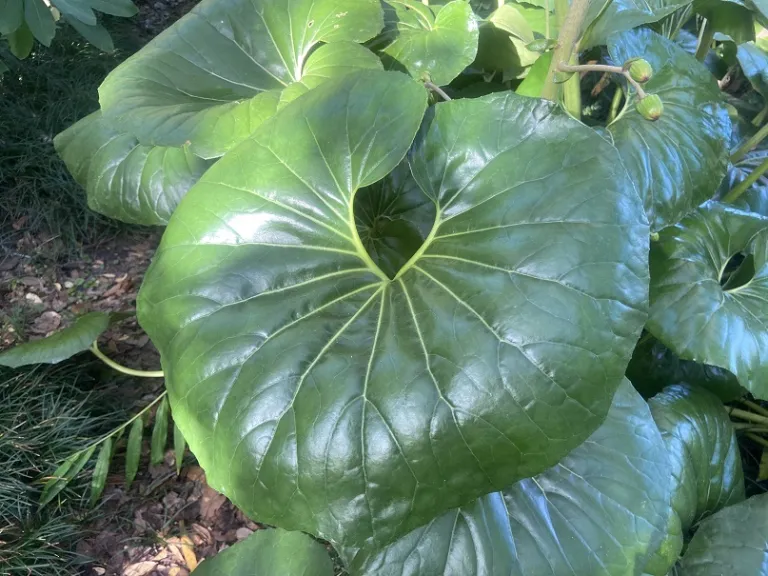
left=0, top=0, right=24, bottom=35
left=8, top=23, right=34, bottom=59
left=89, top=437, right=113, bottom=507
left=150, top=397, right=169, bottom=466
left=24, top=0, right=55, bottom=47
left=191, top=528, right=334, bottom=576
left=125, top=416, right=143, bottom=491
left=173, top=422, right=186, bottom=475
left=65, top=15, right=113, bottom=52
left=40, top=445, right=96, bottom=507
left=0, top=312, right=112, bottom=368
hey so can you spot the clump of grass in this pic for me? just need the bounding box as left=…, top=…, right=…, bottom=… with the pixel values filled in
left=0, top=361, right=126, bottom=574
left=0, top=22, right=144, bottom=258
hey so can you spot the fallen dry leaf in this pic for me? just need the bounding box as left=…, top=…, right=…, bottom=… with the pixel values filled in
left=169, top=568, right=189, bottom=576
left=180, top=535, right=198, bottom=571
left=30, top=310, right=61, bottom=334
left=199, top=486, right=227, bottom=521
left=123, top=561, right=157, bottom=576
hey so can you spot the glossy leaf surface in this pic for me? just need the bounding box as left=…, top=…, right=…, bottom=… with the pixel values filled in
left=648, top=201, right=768, bottom=398
left=346, top=381, right=672, bottom=576
left=0, top=312, right=111, bottom=368
left=378, top=0, right=479, bottom=85
left=583, top=0, right=691, bottom=48
left=189, top=42, right=383, bottom=159
left=737, top=42, right=768, bottom=98
left=138, top=70, right=649, bottom=550
left=99, top=0, right=383, bottom=149
left=607, top=28, right=731, bottom=232
left=626, top=335, right=743, bottom=401
left=192, top=528, right=333, bottom=576
left=679, top=493, right=768, bottom=576
left=55, top=112, right=213, bottom=226
left=649, top=384, right=744, bottom=534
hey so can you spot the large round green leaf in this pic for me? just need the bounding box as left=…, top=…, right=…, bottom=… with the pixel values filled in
left=626, top=335, right=743, bottom=402
left=192, top=528, right=333, bottom=576
left=0, top=312, right=112, bottom=368
left=607, top=28, right=731, bottom=233
left=345, top=380, right=672, bottom=576
left=376, top=0, right=479, bottom=86
left=99, top=0, right=383, bottom=152
left=189, top=42, right=383, bottom=159
left=679, top=493, right=768, bottom=576
left=649, top=384, right=744, bottom=534
left=648, top=201, right=768, bottom=398
left=138, top=70, right=649, bottom=550
left=55, top=112, right=213, bottom=226
left=582, top=0, right=692, bottom=48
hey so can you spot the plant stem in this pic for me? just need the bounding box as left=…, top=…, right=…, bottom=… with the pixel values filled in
left=557, top=62, right=648, bottom=99
left=741, top=399, right=768, bottom=418
left=90, top=342, right=164, bottom=378
left=729, top=406, right=768, bottom=426
left=723, top=156, right=768, bottom=203
left=544, top=0, right=550, bottom=38
left=731, top=122, right=768, bottom=164
left=609, top=86, right=624, bottom=123
left=753, top=105, right=768, bottom=127
left=695, top=19, right=714, bottom=62
left=541, top=0, right=590, bottom=102
left=746, top=432, right=768, bottom=448
left=425, top=81, right=451, bottom=101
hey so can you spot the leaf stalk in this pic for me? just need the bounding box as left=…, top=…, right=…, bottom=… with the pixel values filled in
left=556, top=62, right=648, bottom=99
left=425, top=81, right=452, bottom=101
left=90, top=342, right=164, bottom=378
left=731, top=122, right=768, bottom=164
left=723, top=155, right=768, bottom=203
left=695, top=19, right=713, bottom=62
left=541, top=0, right=589, bottom=103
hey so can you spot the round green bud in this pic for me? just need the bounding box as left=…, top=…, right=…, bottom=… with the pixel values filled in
left=628, top=58, right=653, bottom=83
left=636, top=94, right=664, bottom=121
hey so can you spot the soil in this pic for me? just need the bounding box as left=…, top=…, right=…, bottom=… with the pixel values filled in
left=0, top=226, right=265, bottom=575
left=0, top=2, right=270, bottom=574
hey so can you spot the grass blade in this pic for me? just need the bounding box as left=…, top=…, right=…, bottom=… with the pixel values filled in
left=173, top=421, right=186, bottom=475
left=89, top=437, right=113, bottom=507
left=150, top=396, right=169, bottom=466
left=39, top=445, right=96, bottom=507
left=125, top=416, right=143, bottom=491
